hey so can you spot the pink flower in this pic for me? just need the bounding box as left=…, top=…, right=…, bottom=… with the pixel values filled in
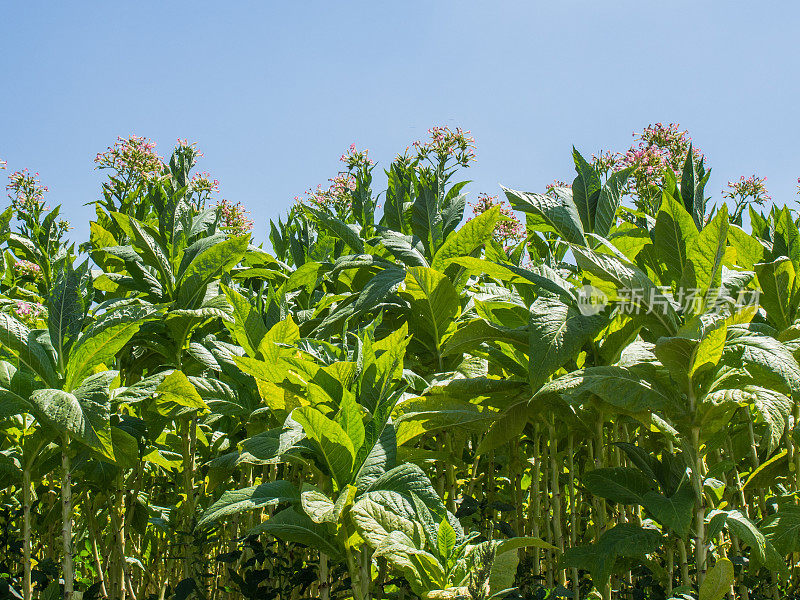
left=215, top=199, right=253, bottom=235
left=723, top=175, right=770, bottom=204
left=468, top=193, right=524, bottom=244
left=94, top=135, right=164, bottom=179
left=411, top=126, right=476, bottom=167
left=6, top=169, right=48, bottom=212
left=14, top=260, right=41, bottom=278
left=190, top=171, right=220, bottom=195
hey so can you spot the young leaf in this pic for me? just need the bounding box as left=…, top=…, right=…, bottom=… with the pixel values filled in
left=571, top=147, right=601, bottom=232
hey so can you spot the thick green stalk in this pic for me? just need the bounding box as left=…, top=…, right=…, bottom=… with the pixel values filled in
left=182, top=415, right=198, bottom=579
left=360, top=545, right=372, bottom=600
left=528, top=429, right=542, bottom=576
left=444, top=433, right=457, bottom=513
left=23, top=465, right=32, bottom=600
left=85, top=501, right=108, bottom=599
left=61, top=436, right=74, bottom=600
left=319, top=553, right=329, bottom=600
left=111, top=479, right=128, bottom=600
left=690, top=426, right=706, bottom=586
left=344, top=534, right=366, bottom=600
left=567, top=433, right=579, bottom=600
left=510, top=438, right=524, bottom=536
left=548, top=422, right=565, bottom=586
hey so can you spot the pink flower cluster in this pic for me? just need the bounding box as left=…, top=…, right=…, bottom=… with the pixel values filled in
left=412, top=126, right=476, bottom=167
left=94, top=135, right=164, bottom=178
left=615, top=123, right=701, bottom=176
left=0, top=159, right=6, bottom=170
left=216, top=199, right=253, bottom=236
left=723, top=175, right=770, bottom=205
left=190, top=171, right=220, bottom=195
left=13, top=301, right=44, bottom=322
left=469, top=193, right=524, bottom=244
left=301, top=172, right=357, bottom=215
left=13, top=260, right=41, bottom=278
left=340, top=143, right=374, bottom=170
left=6, top=169, right=48, bottom=212
left=176, top=138, right=204, bottom=157
left=545, top=180, right=572, bottom=192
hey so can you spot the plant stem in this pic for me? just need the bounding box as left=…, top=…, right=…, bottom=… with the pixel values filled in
left=567, top=432, right=579, bottom=600
left=319, top=553, right=329, bottom=600
left=548, top=421, right=565, bottom=586
left=23, top=465, right=32, bottom=600
left=182, top=415, right=198, bottom=580
left=690, top=426, right=706, bottom=586
left=61, top=436, right=74, bottom=600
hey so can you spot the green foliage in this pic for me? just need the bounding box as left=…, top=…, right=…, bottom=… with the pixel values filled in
left=1, top=127, right=800, bottom=600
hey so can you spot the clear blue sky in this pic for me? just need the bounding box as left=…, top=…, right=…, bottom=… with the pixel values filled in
left=2, top=1, right=799, bottom=244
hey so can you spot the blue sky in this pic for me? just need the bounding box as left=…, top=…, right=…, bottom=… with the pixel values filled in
left=2, top=1, right=799, bottom=244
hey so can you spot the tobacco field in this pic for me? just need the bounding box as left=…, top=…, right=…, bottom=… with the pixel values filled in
left=1, top=125, right=800, bottom=600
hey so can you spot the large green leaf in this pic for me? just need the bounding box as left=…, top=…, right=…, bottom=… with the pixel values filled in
left=699, top=558, right=734, bottom=600
left=774, top=205, right=800, bottom=268
left=198, top=480, right=299, bottom=528
left=176, top=234, right=250, bottom=308
left=31, top=386, right=114, bottom=460
left=755, top=257, right=797, bottom=330
left=293, top=406, right=355, bottom=487
left=681, top=204, right=729, bottom=314
left=0, top=313, right=57, bottom=386
left=64, top=305, right=153, bottom=391
left=641, top=482, right=695, bottom=538
left=761, top=505, right=800, bottom=556
left=248, top=507, right=343, bottom=561
left=689, top=321, right=726, bottom=378
left=502, top=185, right=586, bottom=246
left=364, top=463, right=447, bottom=521
left=571, top=147, right=601, bottom=232
left=534, top=365, right=679, bottom=415
left=728, top=224, right=765, bottom=271
left=723, top=328, right=800, bottom=397
left=412, top=178, right=443, bottom=259
left=573, top=246, right=679, bottom=337
left=441, top=318, right=528, bottom=357
left=403, top=267, right=460, bottom=352
left=351, top=490, right=422, bottom=549
left=653, top=193, right=698, bottom=286
left=708, top=509, right=766, bottom=565
left=528, top=295, right=607, bottom=389
left=561, top=524, right=662, bottom=585
left=221, top=284, right=269, bottom=357
left=431, top=205, right=502, bottom=271
left=582, top=467, right=656, bottom=505
left=48, top=262, right=93, bottom=370
left=394, top=396, right=491, bottom=446
left=154, top=370, right=208, bottom=418
left=373, top=530, right=445, bottom=596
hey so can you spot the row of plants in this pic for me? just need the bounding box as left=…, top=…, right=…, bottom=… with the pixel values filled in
left=0, top=125, right=798, bottom=600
